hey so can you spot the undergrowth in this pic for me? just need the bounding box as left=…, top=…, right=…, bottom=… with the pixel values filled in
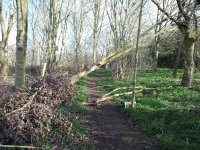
left=36, top=74, right=94, bottom=149
left=63, top=73, right=97, bottom=149
left=96, top=68, right=200, bottom=150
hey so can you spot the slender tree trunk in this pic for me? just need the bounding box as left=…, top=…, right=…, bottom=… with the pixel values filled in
left=173, top=47, right=181, bottom=78
left=0, top=44, right=9, bottom=80
left=93, top=38, right=98, bottom=65
left=0, top=0, right=14, bottom=80
left=181, top=32, right=195, bottom=87
left=153, top=0, right=166, bottom=70
left=153, top=7, right=160, bottom=70
left=51, top=0, right=57, bottom=64
left=15, top=0, right=28, bottom=88
left=93, top=0, right=99, bottom=65
left=120, top=56, right=125, bottom=79
left=153, top=47, right=159, bottom=70
left=132, top=0, right=144, bottom=107
left=75, top=46, right=81, bottom=72
left=2, top=51, right=8, bottom=79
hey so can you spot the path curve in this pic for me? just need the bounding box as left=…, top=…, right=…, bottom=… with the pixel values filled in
left=84, top=72, right=159, bottom=150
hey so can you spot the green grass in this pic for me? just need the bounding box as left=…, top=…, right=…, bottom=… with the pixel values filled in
left=66, top=73, right=97, bottom=149
left=95, top=68, right=200, bottom=150
left=72, top=120, right=86, bottom=138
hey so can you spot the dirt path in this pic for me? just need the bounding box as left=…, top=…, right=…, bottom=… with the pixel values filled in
left=83, top=72, right=159, bottom=150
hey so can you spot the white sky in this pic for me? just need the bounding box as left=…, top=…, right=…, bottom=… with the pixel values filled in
left=1, top=0, right=159, bottom=50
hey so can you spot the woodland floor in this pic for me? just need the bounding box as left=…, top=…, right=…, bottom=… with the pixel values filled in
left=81, top=71, right=159, bottom=150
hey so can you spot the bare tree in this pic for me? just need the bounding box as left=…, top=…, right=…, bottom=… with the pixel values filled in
left=0, top=0, right=15, bottom=79
left=72, top=0, right=87, bottom=72
left=151, top=0, right=199, bottom=87
left=92, top=0, right=104, bottom=65
left=107, top=0, right=139, bottom=80
left=15, top=0, right=28, bottom=88
left=132, top=0, right=144, bottom=107
left=153, top=0, right=168, bottom=70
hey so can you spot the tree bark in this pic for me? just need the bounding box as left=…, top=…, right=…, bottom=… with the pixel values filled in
left=132, top=0, right=144, bottom=107
left=70, top=18, right=169, bottom=84
left=173, top=46, right=181, bottom=78
left=181, top=32, right=195, bottom=87
left=92, top=0, right=99, bottom=65
left=15, top=0, right=28, bottom=88
left=0, top=0, right=14, bottom=80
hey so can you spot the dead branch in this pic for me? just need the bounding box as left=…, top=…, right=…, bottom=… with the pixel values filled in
left=96, top=86, right=174, bottom=105
left=81, top=102, right=97, bottom=106
left=96, top=90, right=143, bottom=106
left=5, top=86, right=43, bottom=117
left=0, top=144, right=38, bottom=149
left=102, top=86, right=144, bottom=98
left=97, top=85, right=116, bottom=87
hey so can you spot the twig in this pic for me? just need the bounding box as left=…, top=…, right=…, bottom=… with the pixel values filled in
left=5, top=86, right=43, bottom=117
left=0, top=144, right=39, bottom=149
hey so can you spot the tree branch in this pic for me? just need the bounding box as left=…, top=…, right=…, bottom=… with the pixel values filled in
left=151, top=0, right=180, bottom=26
left=69, top=18, right=172, bottom=84
left=176, top=0, right=190, bottom=22
left=5, top=86, right=43, bottom=117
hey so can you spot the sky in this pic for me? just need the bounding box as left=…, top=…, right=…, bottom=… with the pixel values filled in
left=1, top=0, right=159, bottom=51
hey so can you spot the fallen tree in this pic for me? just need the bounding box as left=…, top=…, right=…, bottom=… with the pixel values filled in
left=70, top=18, right=176, bottom=85
left=95, top=86, right=175, bottom=106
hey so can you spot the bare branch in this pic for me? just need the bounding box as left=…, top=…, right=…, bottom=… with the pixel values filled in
left=176, top=0, right=190, bottom=21
left=151, top=0, right=180, bottom=26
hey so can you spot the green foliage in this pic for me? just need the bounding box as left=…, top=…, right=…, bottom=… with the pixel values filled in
left=73, top=77, right=89, bottom=102
left=96, top=68, right=200, bottom=150
left=72, top=120, right=86, bottom=138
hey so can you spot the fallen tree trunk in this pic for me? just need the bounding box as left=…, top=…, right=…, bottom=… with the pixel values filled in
left=70, top=19, right=176, bottom=85
left=96, top=86, right=174, bottom=106
left=96, top=90, right=143, bottom=106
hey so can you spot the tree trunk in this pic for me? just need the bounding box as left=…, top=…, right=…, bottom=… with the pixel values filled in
left=153, top=49, right=159, bottom=70
left=93, top=0, right=98, bottom=65
left=153, top=7, right=160, bottom=71
left=51, top=0, right=58, bottom=64
left=181, top=32, right=195, bottom=87
left=0, top=44, right=9, bottom=81
left=132, top=0, right=144, bottom=107
left=0, top=0, right=14, bottom=80
left=173, top=47, right=181, bottom=78
left=2, top=51, right=8, bottom=79
left=15, top=0, right=28, bottom=88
